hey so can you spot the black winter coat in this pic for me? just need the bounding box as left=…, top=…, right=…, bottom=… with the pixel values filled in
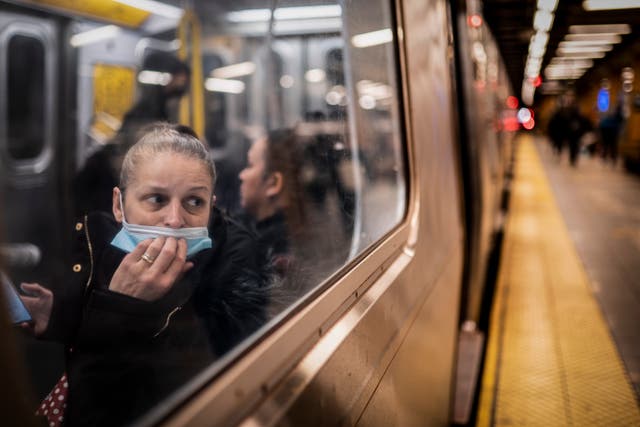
left=45, top=208, right=270, bottom=426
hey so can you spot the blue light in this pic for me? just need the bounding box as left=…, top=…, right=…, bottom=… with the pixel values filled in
left=597, top=89, right=610, bottom=112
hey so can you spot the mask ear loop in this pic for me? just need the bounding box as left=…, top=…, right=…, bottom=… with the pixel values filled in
left=119, top=190, right=130, bottom=226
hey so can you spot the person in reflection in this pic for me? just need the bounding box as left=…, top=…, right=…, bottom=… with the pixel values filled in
left=74, top=52, right=191, bottom=216
left=20, top=123, right=269, bottom=427
left=238, top=129, right=305, bottom=277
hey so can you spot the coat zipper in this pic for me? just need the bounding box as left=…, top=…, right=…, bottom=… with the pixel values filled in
left=83, top=215, right=94, bottom=292
left=154, top=306, right=182, bottom=337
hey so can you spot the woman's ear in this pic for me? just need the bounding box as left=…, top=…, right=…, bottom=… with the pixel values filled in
left=265, top=172, right=284, bottom=198
left=112, top=187, right=124, bottom=223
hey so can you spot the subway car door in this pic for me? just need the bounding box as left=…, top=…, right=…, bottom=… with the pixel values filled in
left=0, top=9, right=67, bottom=398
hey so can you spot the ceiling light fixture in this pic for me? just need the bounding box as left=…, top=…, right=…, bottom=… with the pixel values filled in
left=351, top=28, right=393, bottom=48
left=205, top=78, right=245, bottom=94
left=583, top=0, right=640, bottom=10
left=555, top=51, right=606, bottom=59
left=534, top=10, right=554, bottom=32
left=211, top=62, right=256, bottom=79
left=70, top=25, right=120, bottom=47
left=569, top=24, right=631, bottom=34
left=557, top=45, right=613, bottom=54
left=114, top=0, right=183, bottom=19
left=558, top=40, right=616, bottom=48
left=565, top=33, right=623, bottom=42
left=537, top=0, right=559, bottom=11
left=226, top=5, right=341, bottom=22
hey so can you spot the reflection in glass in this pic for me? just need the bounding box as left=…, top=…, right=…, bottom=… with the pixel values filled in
left=0, top=0, right=407, bottom=424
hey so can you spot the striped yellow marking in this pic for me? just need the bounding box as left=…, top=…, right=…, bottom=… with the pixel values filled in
left=477, top=136, right=640, bottom=426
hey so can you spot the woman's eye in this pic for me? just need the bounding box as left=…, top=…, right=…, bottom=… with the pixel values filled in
left=185, top=197, right=205, bottom=208
left=146, top=194, right=166, bottom=205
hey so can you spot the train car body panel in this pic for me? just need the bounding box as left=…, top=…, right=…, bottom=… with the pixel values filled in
left=160, top=0, right=464, bottom=425
left=0, top=0, right=513, bottom=425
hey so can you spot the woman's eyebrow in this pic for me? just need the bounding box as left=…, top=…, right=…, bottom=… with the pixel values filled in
left=188, top=186, right=210, bottom=193
left=141, top=185, right=168, bottom=192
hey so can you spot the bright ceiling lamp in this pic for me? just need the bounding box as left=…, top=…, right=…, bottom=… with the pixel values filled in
left=227, top=5, right=341, bottom=22
left=565, top=33, right=622, bottom=42
left=559, top=40, right=616, bottom=47
left=70, top=25, right=120, bottom=47
left=528, top=31, right=549, bottom=57
left=226, top=9, right=270, bottom=22
left=305, top=68, right=326, bottom=83
left=352, top=28, right=393, bottom=48
left=550, top=59, right=594, bottom=68
left=569, top=24, right=631, bottom=34
left=558, top=45, right=613, bottom=54
left=211, top=62, right=256, bottom=79
left=274, top=5, right=341, bottom=20
left=538, top=0, right=559, bottom=11
left=583, top=0, right=640, bottom=10
left=545, top=66, right=586, bottom=75
left=534, top=10, right=554, bottom=32
left=556, top=51, right=606, bottom=59
left=205, top=78, right=245, bottom=94
left=114, top=0, right=183, bottom=19
left=546, top=66, right=591, bottom=75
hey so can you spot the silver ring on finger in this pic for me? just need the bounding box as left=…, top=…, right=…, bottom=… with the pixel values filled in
left=141, top=252, right=156, bottom=265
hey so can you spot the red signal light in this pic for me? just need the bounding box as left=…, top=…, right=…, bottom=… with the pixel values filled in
left=467, top=14, right=482, bottom=28
left=506, top=96, right=519, bottom=109
left=523, top=118, right=535, bottom=130
left=533, top=76, right=542, bottom=87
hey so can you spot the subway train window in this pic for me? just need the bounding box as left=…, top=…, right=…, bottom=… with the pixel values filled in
left=0, top=0, right=406, bottom=425
left=1, top=17, right=56, bottom=176
left=7, top=34, right=45, bottom=160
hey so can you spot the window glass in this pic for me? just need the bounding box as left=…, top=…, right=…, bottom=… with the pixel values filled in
left=0, top=1, right=406, bottom=425
left=7, top=34, right=45, bottom=160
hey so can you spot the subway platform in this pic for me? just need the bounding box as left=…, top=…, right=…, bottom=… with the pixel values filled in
left=477, top=134, right=640, bottom=426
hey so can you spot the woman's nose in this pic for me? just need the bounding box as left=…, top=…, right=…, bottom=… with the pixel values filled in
left=164, top=200, right=185, bottom=228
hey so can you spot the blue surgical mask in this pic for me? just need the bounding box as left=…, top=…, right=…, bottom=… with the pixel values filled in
left=110, top=193, right=213, bottom=258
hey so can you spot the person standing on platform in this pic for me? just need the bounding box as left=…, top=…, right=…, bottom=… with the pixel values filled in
left=547, top=104, right=567, bottom=158
left=563, top=93, right=592, bottom=167
left=599, top=105, right=623, bottom=166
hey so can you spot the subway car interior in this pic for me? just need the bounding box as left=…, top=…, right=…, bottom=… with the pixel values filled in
left=0, top=0, right=639, bottom=426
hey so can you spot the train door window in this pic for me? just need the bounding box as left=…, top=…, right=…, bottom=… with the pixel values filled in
left=0, top=24, right=53, bottom=173
left=7, top=35, right=44, bottom=159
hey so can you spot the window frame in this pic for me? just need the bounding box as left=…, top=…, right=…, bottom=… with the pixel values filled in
left=137, top=0, right=417, bottom=425
left=0, top=21, right=55, bottom=177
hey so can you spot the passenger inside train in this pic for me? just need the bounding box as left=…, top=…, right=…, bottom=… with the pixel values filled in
left=238, top=128, right=305, bottom=277
left=20, top=123, right=271, bottom=426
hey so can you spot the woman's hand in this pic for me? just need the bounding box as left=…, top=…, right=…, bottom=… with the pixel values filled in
left=19, top=283, right=53, bottom=336
left=109, top=237, right=193, bottom=301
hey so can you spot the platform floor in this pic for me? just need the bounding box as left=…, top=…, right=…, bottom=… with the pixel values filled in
left=477, top=135, right=640, bottom=426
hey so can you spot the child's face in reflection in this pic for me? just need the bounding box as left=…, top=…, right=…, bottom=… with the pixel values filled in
left=113, top=152, right=213, bottom=228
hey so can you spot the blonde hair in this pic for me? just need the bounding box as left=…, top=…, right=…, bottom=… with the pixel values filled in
left=119, top=122, right=216, bottom=190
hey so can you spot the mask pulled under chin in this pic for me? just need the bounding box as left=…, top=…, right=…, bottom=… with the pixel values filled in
left=110, top=219, right=213, bottom=258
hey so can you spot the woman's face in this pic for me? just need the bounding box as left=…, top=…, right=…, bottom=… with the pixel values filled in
left=239, top=138, right=270, bottom=217
left=113, top=152, right=213, bottom=228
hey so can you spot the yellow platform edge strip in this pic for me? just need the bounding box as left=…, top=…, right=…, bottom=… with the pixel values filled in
left=476, top=136, right=640, bottom=427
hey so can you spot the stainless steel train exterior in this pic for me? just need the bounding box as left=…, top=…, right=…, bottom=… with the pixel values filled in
left=0, top=0, right=514, bottom=425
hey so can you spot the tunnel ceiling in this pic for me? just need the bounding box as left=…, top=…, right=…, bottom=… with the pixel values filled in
left=482, top=0, right=640, bottom=99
